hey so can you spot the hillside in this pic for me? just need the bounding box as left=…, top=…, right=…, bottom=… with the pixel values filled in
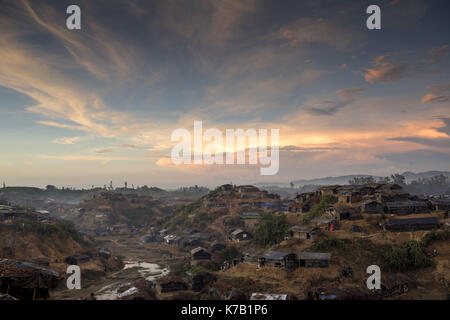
left=66, top=191, right=174, bottom=231
left=146, top=183, right=449, bottom=300
left=0, top=210, right=90, bottom=264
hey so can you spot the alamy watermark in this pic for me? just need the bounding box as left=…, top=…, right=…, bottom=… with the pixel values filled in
left=65, top=5, right=380, bottom=31
left=171, top=121, right=279, bottom=175
left=366, top=265, right=381, bottom=290
left=66, top=265, right=81, bottom=289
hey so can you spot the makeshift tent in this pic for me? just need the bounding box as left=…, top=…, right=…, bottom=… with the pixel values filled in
left=0, top=259, right=63, bottom=300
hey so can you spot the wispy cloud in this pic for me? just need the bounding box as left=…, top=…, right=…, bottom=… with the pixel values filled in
left=428, top=44, right=449, bottom=63
left=364, top=56, right=411, bottom=83
left=53, top=137, right=82, bottom=145
left=276, top=17, right=357, bottom=50
left=305, top=87, right=365, bottom=116
left=421, top=84, right=450, bottom=103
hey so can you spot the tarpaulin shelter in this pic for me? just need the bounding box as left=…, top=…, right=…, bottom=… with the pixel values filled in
left=0, top=259, right=63, bottom=300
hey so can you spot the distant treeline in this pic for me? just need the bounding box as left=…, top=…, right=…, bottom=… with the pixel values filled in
left=348, top=173, right=450, bottom=195
left=0, top=184, right=210, bottom=204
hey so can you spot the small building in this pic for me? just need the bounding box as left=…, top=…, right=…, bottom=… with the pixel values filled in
left=338, top=192, right=362, bottom=204
left=190, top=247, right=211, bottom=260
left=181, top=238, right=203, bottom=248
left=298, top=252, right=331, bottom=268
left=156, top=277, right=187, bottom=293
left=318, top=185, right=339, bottom=197
left=237, top=185, right=260, bottom=193
left=0, top=259, right=62, bottom=300
left=362, top=200, right=384, bottom=214
left=210, top=241, right=226, bottom=252
left=288, top=225, right=318, bottom=241
left=242, top=248, right=258, bottom=265
left=219, top=184, right=234, bottom=191
left=310, top=219, right=332, bottom=230
left=258, top=251, right=296, bottom=270
left=141, top=234, right=163, bottom=243
left=339, top=211, right=363, bottom=221
left=429, top=199, right=450, bottom=211
left=64, top=255, right=90, bottom=265
left=230, top=229, right=252, bottom=242
left=385, top=201, right=429, bottom=215
left=189, top=232, right=214, bottom=241
left=164, top=234, right=181, bottom=245
left=28, top=257, right=50, bottom=267
left=387, top=217, right=439, bottom=232
left=260, top=202, right=280, bottom=209
left=296, top=192, right=316, bottom=203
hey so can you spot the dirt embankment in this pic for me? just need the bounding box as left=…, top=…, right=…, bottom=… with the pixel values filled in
left=0, top=228, right=85, bottom=263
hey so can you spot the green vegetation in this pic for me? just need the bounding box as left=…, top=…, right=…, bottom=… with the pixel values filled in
left=161, top=196, right=227, bottom=230
left=254, top=212, right=289, bottom=247
left=120, top=204, right=167, bottom=225
left=421, top=230, right=449, bottom=247
left=7, top=217, right=88, bottom=246
left=223, top=216, right=244, bottom=229
left=312, top=237, right=348, bottom=251
left=219, top=247, right=241, bottom=261
left=381, top=240, right=435, bottom=271
left=186, top=265, right=207, bottom=275
left=162, top=200, right=202, bottom=229
left=302, top=195, right=336, bottom=224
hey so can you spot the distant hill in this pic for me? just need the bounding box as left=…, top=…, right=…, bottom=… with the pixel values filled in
left=290, top=171, right=450, bottom=186
left=401, top=171, right=450, bottom=182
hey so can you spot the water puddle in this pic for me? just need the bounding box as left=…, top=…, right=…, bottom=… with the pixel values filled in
left=95, top=261, right=169, bottom=300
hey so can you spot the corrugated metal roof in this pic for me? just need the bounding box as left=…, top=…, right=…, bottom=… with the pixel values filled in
left=430, top=199, right=450, bottom=205
left=190, top=247, right=209, bottom=255
left=386, top=201, right=428, bottom=207
left=311, top=219, right=331, bottom=224
left=261, top=251, right=291, bottom=260
left=231, top=228, right=244, bottom=236
left=389, top=217, right=439, bottom=225
left=299, top=252, right=331, bottom=260
left=289, top=225, right=313, bottom=232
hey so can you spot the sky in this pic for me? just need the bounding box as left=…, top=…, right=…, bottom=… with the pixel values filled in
left=0, top=0, right=449, bottom=189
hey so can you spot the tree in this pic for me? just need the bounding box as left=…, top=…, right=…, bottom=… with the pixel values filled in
left=378, top=176, right=392, bottom=184
left=45, top=185, right=57, bottom=191
left=390, top=174, right=406, bottom=186
left=302, top=195, right=336, bottom=224
left=348, top=176, right=376, bottom=185
left=255, top=213, right=289, bottom=247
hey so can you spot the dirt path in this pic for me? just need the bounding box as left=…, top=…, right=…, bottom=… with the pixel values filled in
left=53, top=234, right=186, bottom=300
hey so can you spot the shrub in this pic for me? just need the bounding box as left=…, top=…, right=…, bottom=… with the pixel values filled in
left=302, top=195, right=336, bottom=224
left=186, top=265, right=207, bottom=275
left=254, top=213, right=289, bottom=247
left=421, top=230, right=449, bottom=247
left=223, top=216, right=244, bottom=229
left=219, top=247, right=241, bottom=261
left=382, top=241, right=435, bottom=271
left=312, top=237, right=348, bottom=251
